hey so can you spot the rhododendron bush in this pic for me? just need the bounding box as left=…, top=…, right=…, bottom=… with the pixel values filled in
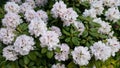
left=0, top=0, right=120, bottom=68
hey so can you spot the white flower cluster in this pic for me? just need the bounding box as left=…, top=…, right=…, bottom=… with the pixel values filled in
left=25, top=0, right=36, bottom=8
left=71, top=46, right=91, bottom=66
left=83, top=0, right=120, bottom=34
left=90, top=38, right=120, bottom=61
left=3, top=45, right=18, bottom=61
left=105, top=7, right=120, bottom=22
left=9, top=0, right=48, bottom=8
left=83, top=8, right=97, bottom=18
left=1, top=0, right=120, bottom=67
left=39, top=31, right=60, bottom=50
left=14, top=35, right=35, bottom=55
left=51, top=63, right=66, bottom=68
left=90, top=41, right=111, bottom=61
left=28, top=18, right=47, bottom=37
left=90, top=1, right=104, bottom=15
left=106, top=37, right=120, bottom=56
left=22, top=6, right=59, bottom=51
left=6, top=0, right=57, bottom=54
left=2, top=12, right=22, bottom=29
left=50, top=26, right=62, bottom=36
left=2, top=34, right=35, bottom=61
left=93, top=18, right=112, bottom=34
left=25, top=9, right=48, bottom=23
left=74, top=21, right=85, bottom=36
left=35, top=0, right=48, bottom=6
left=20, top=3, right=33, bottom=13
left=0, top=28, right=15, bottom=45
left=61, top=8, right=78, bottom=26
left=55, top=43, right=70, bottom=61
left=103, top=0, right=120, bottom=7
left=51, top=1, right=78, bottom=26
left=51, top=1, right=85, bottom=36
left=1, top=1, right=40, bottom=61
left=5, top=2, right=20, bottom=13
left=82, top=0, right=120, bottom=7
left=9, top=0, right=21, bottom=4
left=70, top=36, right=120, bottom=65
left=37, top=10, right=48, bottom=23
left=51, top=1, right=67, bottom=18
left=25, top=9, right=37, bottom=22
left=83, top=1, right=104, bottom=18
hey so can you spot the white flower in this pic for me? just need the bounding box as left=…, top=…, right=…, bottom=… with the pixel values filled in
left=74, top=21, right=85, bottom=36
left=35, top=0, right=48, bottom=6
left=71, top=46, right=91, bottom=66
left=9, top=0, right=22, bottom=4
left=51, top=1, right=67, bottom=18
left=37, top=10, right=48, bottom=23
left=83, top=8, right=97, bottom=18
left=25, top=9, right=37, bottom=22
left=61, top=8, right=78, bottom=21
left=55, top=43, right=69, bottom=61
left=103, top=0, right=120, bottom=7
left=105, top=7, right=120, bottom=22
left=98, top=21, right=111, bottom=34
left=63, top=20, right=75, bottom=26
left=60, top=8, right=78, bottom=26
left=20, top=3, right=33, bottom=13
left=5, top=2, right=20, bottom=13
left=90, top=41, right=111, bottom=61
left=93, top=18, right=111, bottom=34
left=3, top=45, right=18, bottom=61
left=108, top=31, right=114, bottom=37
left=51, top=63, right=66, bottom=68
left=25, top=0, right=36, bottom=8
left=50, top=26, right=62, bottom=36
left=39, top=31, right=60, bottom=50
left=90, top=1, right=104, bottom=15
left=28, top=18, right=47, bottom=37
left=2, top=12, right=22, bottom=29
left=14, top=35, right=35, bottom=55
left=0, top=28, right=15, bottom=45
left=106, top=37, right=120, bottom=56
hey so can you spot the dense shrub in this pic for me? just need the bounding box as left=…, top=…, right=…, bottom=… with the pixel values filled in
left=0, top=0, right=120, bottom=68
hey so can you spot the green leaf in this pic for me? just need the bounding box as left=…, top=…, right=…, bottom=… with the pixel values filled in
left=24, top=56, right=30, bottom=65
left=72, top=37, right=80, bottom=46
left=41, top=48, right=47, bottom=54
left=5, top=62, right=19, bottom=68
left=55, top=47, right=61, bottom=53
left=28, top=62, right=34, bottom=67
left=19, top=59, right=24, bottom=67
left=82, top=30, right=88, bottom=38
left=67, top=62, right=77, bottom=68
left=90, top=22, right=101, bottom=27
left=65, top=37, right=71, bottom=43
left=0, top=14, right=4, bottom=19
left=17, top=23, right=28, bottom=32
left=46, top=51, right=53, bottom=59
left=28, top=52, right=37, bottom=61
left=81, top=40, right=86, bottom=44
left=86, top=42, right=90, bottom=47
left=89, top=28, right=98, bottom=33
left=59, top=35, right=65, bottom=39
left=99, top=34, right=107, bottom=39
left=89, top=32, right=99, bottom=37
left=62, top=29, right=70, bottom=36
left=70, top=26, right=74, bottom=34
left=0, top=61, right=6, bottom=68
